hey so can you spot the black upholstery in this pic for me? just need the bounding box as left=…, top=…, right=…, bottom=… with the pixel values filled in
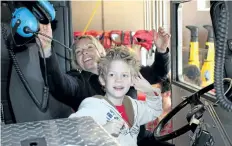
left=1, top=23, right=16, bottom=124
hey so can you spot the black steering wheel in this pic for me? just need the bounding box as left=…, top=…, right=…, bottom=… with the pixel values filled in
left=153, top=83, right=214, bottom=141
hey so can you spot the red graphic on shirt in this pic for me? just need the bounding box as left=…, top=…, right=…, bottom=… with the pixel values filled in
left=116, top=105, right=129, bottom=124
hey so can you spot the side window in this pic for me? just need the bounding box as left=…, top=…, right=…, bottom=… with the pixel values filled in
left=197, top=0, right=210, bottom=11
left=178, top=0, right=215, bottom=94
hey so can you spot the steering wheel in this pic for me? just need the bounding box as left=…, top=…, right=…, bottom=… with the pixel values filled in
left=153, top=83, right=214, bottom=141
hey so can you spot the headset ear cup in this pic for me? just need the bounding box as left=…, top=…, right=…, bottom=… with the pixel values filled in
left=11, top=7, right=38, bottom=38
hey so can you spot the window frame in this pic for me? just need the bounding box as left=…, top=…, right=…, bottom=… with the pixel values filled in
left=170, top=1, right=217, bottom=102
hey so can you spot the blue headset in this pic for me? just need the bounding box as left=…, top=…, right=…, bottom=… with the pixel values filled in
left=11, top=0, right=56, bottom=38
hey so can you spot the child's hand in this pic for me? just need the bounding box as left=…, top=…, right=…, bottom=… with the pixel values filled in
left=133, top=72, right=154, bottom=93
left=103, top=119, right=124, bottom=137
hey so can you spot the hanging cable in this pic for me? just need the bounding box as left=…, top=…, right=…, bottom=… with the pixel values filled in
left=35, top=36, right=49, bottom=87
left=32, top=31, right=72, bottom=52
left=82, top=0, right=102, bottom=35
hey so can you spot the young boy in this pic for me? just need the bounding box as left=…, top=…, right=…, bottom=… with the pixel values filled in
left=69, top=46, right=163, bottom=146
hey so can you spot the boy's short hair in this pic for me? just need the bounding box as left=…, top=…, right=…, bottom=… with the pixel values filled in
left=98, top=45, right=141, bottom=78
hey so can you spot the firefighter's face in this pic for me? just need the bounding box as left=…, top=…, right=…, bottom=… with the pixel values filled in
left=75, top=38, right=101, bottom=73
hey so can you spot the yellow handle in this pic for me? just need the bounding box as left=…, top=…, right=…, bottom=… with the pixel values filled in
left=82, top=0, right=102, bottom=35
left=205, top=42, right=215, bottom=61
left=188, top=42, right=200, bottom=68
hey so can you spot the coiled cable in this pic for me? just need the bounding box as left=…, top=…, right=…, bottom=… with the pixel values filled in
left=214, top=3, right=232, bottom=112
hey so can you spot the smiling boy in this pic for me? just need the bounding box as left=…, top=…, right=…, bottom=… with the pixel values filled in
left=69, top=46, right=163, bottom=146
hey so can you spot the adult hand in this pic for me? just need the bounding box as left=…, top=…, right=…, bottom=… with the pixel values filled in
left=103, top=119, right=124, bottom=137
left=153, top=27, right=171, bottom=53
left=36, top=23, right=52, bottom=50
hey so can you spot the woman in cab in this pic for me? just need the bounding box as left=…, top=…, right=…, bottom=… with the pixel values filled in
left=38, top=23, right=171, bottom=110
